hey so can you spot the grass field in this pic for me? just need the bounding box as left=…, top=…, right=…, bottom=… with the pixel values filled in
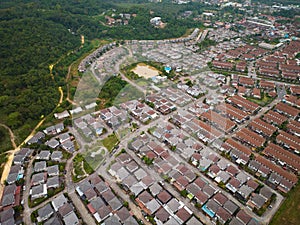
left=246, top=93, right=274, bottom=106
left=113, top=84, right=144, bottom=105
left=270, top=183, right=300, bottom=225
left=102, top=133, right=119, bottom=152
left=83, top=146, right=106, bottom=170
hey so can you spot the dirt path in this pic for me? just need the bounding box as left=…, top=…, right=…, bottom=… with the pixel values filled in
left=58, top=86, right=63, bottom=105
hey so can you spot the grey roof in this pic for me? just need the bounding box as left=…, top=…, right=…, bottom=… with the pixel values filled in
left=131, top=139, right=143, bottom=150
left=164, top=217, right=180, bottom=225
left=37, top=203, right=54, bottom=221
left=55, top=123, right=64, bottom=131
left=229, top=217, right=244, bottom=225
left=104, top=215, right=122, bottom=225
left=94, top=181, right=109, bottom=194
left=31, top=184, right=47, bottom=198
left=5, top=172, right=18, bottom=184
left=125, top=160, right=139, bottom=173
left=58, top=133, right=70, bottom=142
left=203, top=184, right=217, bottom=198
left=1, top=218, right=15, bottom=225
left=110, top=162, right=122, bottom=173
left=206, top=199, right=220, bottom=214
left=78, top=180, right=93, bottom=193
left=90, top=196, right=105, bottom=211
left=149, top=182, right=163, bottom=196
left=129, top=182, right=144, bottom=196
left=32, top=172, right=45, bottom=185
left=124, top=216, right=139, bottom=225
left=123, top=175, right=138, bottom=188
left=1, top=193, right=14, bottom=207
left=52, top=194, right=68, bottom=211
left=47, top=176, right=60, bottom=188
left=186, top=183, right=200, bottom=196
left=146, top=198, right=161, bottom=214
left=51, top=151, right=63, bottom=161
left=117, top=167, right=130, bottom=181
left=0, top=208, right=14, bottom=223
left=108, top=197, right=122, bottom=211
left=37, top=150, right=51, bottom=159
left=223, top=200, right=239, bottom=215
left=166, top=198, right=180, bottom=213
left=251, top=194, right=265, bottom=209
left=186, top=216, right=203, bottom=225
left=46, top=139, right=60, bottom=149
left=44, top=215, right=61, bottom=225
left=3, top=184, right=16, bottom=195
left=102, top=189, right=115, bottom=203
left=248, top=219, right=260, bottom=225
left=236, top=172, right=249, bottom=184
left=62, top=140, right=74, bottom=151
left=47, top=165, right=59, bottom=176
left=215, top=170, right=231, bottom=183
left=259, top=186, right=273, bottom=200
left=34, top=161, right=47, bottom=172
left=134, top=168, right=147, bottom=181
left=116, top=207, right=130, bottom=221
left=238, top=185, right=253, bottom=199
left=13, top=155, right=25, bottom=164
left=9, top=165, right=21, bottom=174
left=63, top=211, right=79, bottom=225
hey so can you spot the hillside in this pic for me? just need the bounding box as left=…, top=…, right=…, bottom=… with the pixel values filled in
left=0, top=0, right=204, bottom=144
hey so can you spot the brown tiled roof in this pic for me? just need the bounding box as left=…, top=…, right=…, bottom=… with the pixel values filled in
left=255, top=155, right=298, bottom=184
left=287, top=120, right=300, bottom=135
left=236, top=128, right=265, bottom=147
left=213, top=192, right=228, bottom=206
left=236, top=210, right=251, bottom=224
left=216, top=103, right=248, bottom=121
left=226, top=138, right=252, bottom=156
left=277, top=130, right=300, bottom=151
left=275, top=102, right=299, bottom=117
left=227, top=95, right=259, bottom=113
left=263, top=110, right=288, bottom=125
left=263, top=143, right=300, bottom=171
left=249, top=118, right=277, bottom=137
left=176, top=207, right=191, bottom=223
left=157, top=190, right=172, bottom=204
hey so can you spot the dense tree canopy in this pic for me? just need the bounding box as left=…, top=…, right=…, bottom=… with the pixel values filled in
left=0, top=0, right=207, bottom=141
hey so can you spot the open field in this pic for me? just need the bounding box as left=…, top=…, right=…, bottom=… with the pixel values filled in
left=270, top=183, right=300, bottom=225
left=83, top=145, right=106, bottom=170
left=101, top=133, right=119, bottom=152
left=131, top=63, right=160, bottom=78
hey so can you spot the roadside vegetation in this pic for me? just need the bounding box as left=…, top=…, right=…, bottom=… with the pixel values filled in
left=0, top=127, right=13, bottom=154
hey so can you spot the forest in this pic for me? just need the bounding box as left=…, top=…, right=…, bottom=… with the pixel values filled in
left=0, top=0, right=242, bottom=143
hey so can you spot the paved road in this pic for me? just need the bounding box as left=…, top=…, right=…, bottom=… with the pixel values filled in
left=23, top=159, right=34, bottom=225
left=69, top=191, right=97, bottom=225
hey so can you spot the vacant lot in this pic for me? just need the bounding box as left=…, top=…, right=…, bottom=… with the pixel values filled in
left=102, top=133, right=119, bottom=152
left=131, top=63, right=160, bottom=78
left=270, top=183, right=300, bottom=225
